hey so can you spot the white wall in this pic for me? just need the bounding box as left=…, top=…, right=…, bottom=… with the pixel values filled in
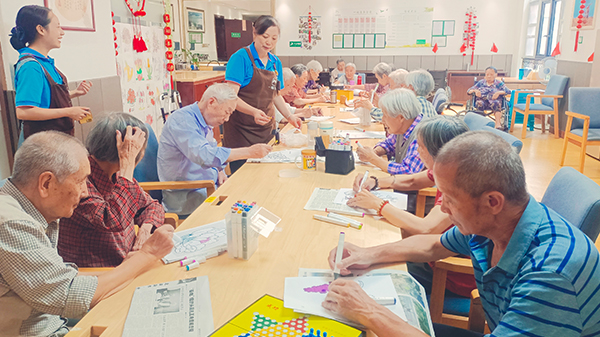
left=275, top=0, right=524, bottom=59
left=0, top=0, right=116, bottom=91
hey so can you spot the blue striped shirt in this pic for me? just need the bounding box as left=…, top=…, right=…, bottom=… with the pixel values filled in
left=417, top=96, right=437, bottom=118
left=441, top=195, right=600, bottom=337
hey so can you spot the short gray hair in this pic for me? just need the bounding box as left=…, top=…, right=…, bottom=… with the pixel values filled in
left=372, top=62, right=392, bottom=77
left=306, top=60, right=323, bottom=73
left=282, top=67, right=295, bottom=82
left=87, top=113, right=148, bottom=164
left=291, top=64, right=308, bottom=76
left=336, top=58, right=345, bottom=65
left=200, top=83, right=238, bottom=104
left=379, top=88, right=421, bottom=120
left=345, top=63, right=356, bottom=71
left=435, top=131, right=529, bottom=204
left=406, top=69, right=435, bottom=96
left=12, top=131, right=88, bottom=187
left=389, top=69, right=408, bottom=87
left=416, top=115, right=469, bottom=158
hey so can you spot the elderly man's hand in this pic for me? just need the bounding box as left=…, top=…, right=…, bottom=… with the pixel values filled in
left=322, top=279, right=380, bottom=326
left=356, top=146, right=379, bottom=163
left=327, top=242, right=374, bottom=276
left=140, top=225, right=174, bottom=260
left=132, top=223, right=153, bottom=251
left=248, top=144, right=272, bottom=158
left=116, top=126, right=146, bottom=181
left=347, top=190, right=383, bottom=211
left=352, top=173, right=376, bottom=192
left=217, top=170, right=228, bottom=186
left=358, top=91, right=370, bottom=99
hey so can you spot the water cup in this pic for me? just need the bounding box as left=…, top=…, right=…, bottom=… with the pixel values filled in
left=319, top=121, right=334, bottom=137
left=295, top=149, right=317, bottom=171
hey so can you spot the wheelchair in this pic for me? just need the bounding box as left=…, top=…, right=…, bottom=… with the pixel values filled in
left=457, top=82, right=510, bottom=131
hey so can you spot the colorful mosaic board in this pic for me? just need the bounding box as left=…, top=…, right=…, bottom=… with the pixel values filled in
left=210, top=295, right=364, bottom=337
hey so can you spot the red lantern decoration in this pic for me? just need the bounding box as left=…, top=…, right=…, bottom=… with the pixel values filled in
left=164, top=27, right=171, bottom=36
left=165, top=39, right=173, bottom=48
left=166, top=63, right=174, bottom=72
left=163, top=14, right=171, bottom=23
left=166, top=51, right=173, bottom=60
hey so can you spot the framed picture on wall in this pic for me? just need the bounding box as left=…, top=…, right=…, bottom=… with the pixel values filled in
left=571, top=0, right=596, bottom=30
left=186, top=8, right=205, bottom=33
left=44, top=0, right=95, bottom=31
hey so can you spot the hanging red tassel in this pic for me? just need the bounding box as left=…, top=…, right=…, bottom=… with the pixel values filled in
left=551, top=42, right=561, bottom=57
left=491, top=43, right=498, bottom=53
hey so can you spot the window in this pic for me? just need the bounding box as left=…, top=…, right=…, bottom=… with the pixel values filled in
left=536, top=0, right=562, bottom=57
left=525, top=2, right=540, bottom=56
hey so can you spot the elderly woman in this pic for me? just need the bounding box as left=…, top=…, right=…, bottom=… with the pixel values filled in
left=468, top=66, right=510, bottom=130
left=406, top=69, right=437, bottom=118
left=283, top=64, right=327, bottom=107
left=348, top=116, right=475, bottom=297
left=348, top=62, right=392, bottom=98
left=275, top=67, right=322, bottom=123
left=337, top=62, right=359, bottom=85
left=356, top=88, right=424, bottom=176
left=356, top=68, right=409, bottom=121
left=330, top=58, right=345, bottom=83
left=305, top=60, right=324, bottom=93
left=58, top=113, right=165, bottom=267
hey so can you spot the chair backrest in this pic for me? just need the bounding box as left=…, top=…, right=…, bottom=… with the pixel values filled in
left=542, top=75, right=569, bottom=108
left=541, top=167, right=600, bottom=242
left=568, top=87, right=600, bottom=130
left=480, top=126, right=523, bottom=154
left=133, top=123, right=162, bottom=201
left=432, top=88, right=448, bottom=113
left=464, top=112, right=495, bottom=130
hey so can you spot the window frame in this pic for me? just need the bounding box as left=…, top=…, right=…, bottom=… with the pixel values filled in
left=535, top=0, right=563, bottom=57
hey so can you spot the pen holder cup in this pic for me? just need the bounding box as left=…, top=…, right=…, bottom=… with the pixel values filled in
left=324, top=148, right=355, bottom=175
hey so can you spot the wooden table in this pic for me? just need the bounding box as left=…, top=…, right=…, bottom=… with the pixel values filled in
left=67, top=106, right=403, bottom=337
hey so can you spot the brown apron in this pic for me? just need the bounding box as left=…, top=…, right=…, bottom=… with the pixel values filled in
left=223, top=47, right=278, bottom=148
left=18, top=55, right=74, bottom=140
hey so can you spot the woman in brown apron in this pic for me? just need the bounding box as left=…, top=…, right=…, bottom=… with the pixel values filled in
left=223, top=15, right=302, bottom=173
left=11, top=5, right=92, bottom=140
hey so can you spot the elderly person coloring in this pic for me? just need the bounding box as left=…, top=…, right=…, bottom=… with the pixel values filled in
left=283, top=64, right=328, bottom=107
left=275, top=67, right=323, bottom=123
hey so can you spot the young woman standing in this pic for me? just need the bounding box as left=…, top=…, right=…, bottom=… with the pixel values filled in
left=11, top=5, right=92, bottom=140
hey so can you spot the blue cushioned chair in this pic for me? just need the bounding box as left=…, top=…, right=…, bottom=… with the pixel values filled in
left=559, top=87, right=600, bottom=173
left=464, top=112, right=494, bottom=130
left=0, top=178, right=6, bottom=188
left=509, top=75, right=569, bottom=139
left=133, top=124, right=216, bottom=212
left=428, top=165, right=600, bottom=333
left=480, top=126, right=523, bottom=154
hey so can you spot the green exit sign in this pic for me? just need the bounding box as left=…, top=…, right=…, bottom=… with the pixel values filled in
left=416, top=39, right=426, bottom=45
left=289, top=41, right=302, bottom=47
left=231, top=32, right=241, bottom=38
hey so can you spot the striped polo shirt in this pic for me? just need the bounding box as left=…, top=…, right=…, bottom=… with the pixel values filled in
left=441, top=195, right=600, bottom=337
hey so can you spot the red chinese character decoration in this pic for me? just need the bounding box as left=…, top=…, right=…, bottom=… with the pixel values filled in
left=462, top=7, right=478, bottom=66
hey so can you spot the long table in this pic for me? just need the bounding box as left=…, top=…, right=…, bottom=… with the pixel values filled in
left=67, top=105, right=404, bottom=337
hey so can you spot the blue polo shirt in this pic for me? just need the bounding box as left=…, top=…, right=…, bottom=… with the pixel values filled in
left=225, top=42, right=284, bottom=90
left=441, top=195, right=600, bottom=336
left=14, top=48, right=63, bottom=108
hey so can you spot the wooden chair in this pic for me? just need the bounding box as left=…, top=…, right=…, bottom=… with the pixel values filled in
left=509, top=75, right=569, bottom=139
left=560, top=87, right=600, bottom=173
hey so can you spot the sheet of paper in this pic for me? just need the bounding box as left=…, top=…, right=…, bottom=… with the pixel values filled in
left=335, top=130, right=385, bottom=139
left=304, top=188, right=375, bottom=214
left=432, top=21, right=444, bottom=35
left=247, top=149, right=303, bottom=163
left=162, top=220, right=227, bottom=264
left=284, top=275, right=405, bottom=326
left=333, top=188, right=408, bottom=211
left=122, top=276, right=214, bottom=337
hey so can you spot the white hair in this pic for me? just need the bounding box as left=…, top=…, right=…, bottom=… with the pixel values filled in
left=345, top=63, right=356, bottom=71
left=406, top=69, right=435, bottom=96
left=389, top=69, right=409, bottom=87
left=306, top=60, right=323, bottom=73
left=200, top=83, right=238, bottom=104
left=372, top=62, right=392, bottom=77
left=12, top=131, right=88, bottom=187
left=282, top=67, right=295, bottom=82
left=291, top=64, right=308, bottom=76
left=379, top=88, right=421, bottom=120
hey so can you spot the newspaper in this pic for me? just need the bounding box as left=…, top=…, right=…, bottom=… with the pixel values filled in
left=122, top=276, right=214, bottom=337
left=298, top=268, right=435, bottom=337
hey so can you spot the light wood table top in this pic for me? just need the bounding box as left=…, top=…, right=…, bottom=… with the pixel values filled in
left=68, top=105, right=402, bottom=337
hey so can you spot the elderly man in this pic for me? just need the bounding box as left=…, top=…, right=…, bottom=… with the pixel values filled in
left=406, top=69, right=437, bottom=118
left=338, top=62, right=359, bottom=85
left=158, top=83, right=272, bottom=217
left=283, top=64, right=327, bottom=107
left=58, top=113, right=164, bottom=267
left=330, top=58, right=345, bottom=83
left=325, top=132, right=600, bottom=337
left=275, top=68, right=322, bottom=124
left=356, top=68, right=409, bottom=121
left=0, top=131, right=173, bottom=336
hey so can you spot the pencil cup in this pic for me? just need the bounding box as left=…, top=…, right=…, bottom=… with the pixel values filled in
left=295, top=149, right=317, bottom=171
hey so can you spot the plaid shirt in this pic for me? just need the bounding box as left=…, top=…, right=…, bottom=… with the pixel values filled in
left=376, top=114, right=424, bottom=175
left=58, top=157, right=164, bottom=267
left=417, top=96, right=437, bottom=118
left=0, top=180, right=97, bottom=336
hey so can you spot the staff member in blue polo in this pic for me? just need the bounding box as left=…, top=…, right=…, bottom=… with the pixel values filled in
left=11, top=5, right=92, bottom=140
left=224, top=15, right=301, bottom=173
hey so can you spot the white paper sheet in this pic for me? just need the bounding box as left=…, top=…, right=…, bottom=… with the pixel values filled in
left=162, top=221, right=227, bottom=264
left=335, top=130, right=385, bottom=139
left=304, top=188, right=375, bottom=214
left=333, top=188, right=408, bottom=211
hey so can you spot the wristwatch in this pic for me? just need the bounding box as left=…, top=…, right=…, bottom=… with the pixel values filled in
left=370, top=176, right=379, bottom=191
